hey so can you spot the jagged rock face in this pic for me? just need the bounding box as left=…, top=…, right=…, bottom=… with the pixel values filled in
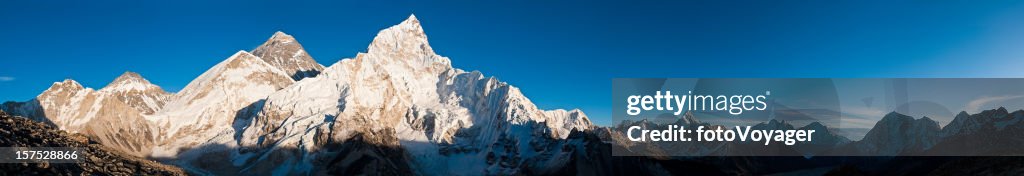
left=233, top=15, right=594, bottom=175
left=252, top=31, right=324, bottom=81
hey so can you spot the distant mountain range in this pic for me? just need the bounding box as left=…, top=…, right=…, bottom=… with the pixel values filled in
left=3, top=14, right=1024, bottom=175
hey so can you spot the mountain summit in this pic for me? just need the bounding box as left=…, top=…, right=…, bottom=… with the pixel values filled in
left=102, top=71, right=150, bottom=91
left=251, top=31, right=324, bottom=80
left=367, top=14, right=434, bottom=59
left=100, top=71, right=170, bottom=114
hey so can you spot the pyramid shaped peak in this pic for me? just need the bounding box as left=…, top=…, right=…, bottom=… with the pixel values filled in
left=111, top=71, right=145, bottom=83
left=267, top=31, right=297, bottom=42
left=404, top=14, right=420, bottom=24
left=251, top=31, right=324, bottom=81
left=366, top=14, right=435, bottom=58
left=54, top=78, right=83, bottom=88
left=272, top=31, right=288, bottom=37
left=398, top=14, right=424, bottom=33
left=101, top=71, right=161, bottom=92
left=58, top=78, right=79, bottom=84
left=257, top=31, right=299, bottom=49
left=42, top=78, right=85, bottom=94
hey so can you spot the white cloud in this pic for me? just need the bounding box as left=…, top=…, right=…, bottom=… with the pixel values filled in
left=966, top=95, right=1024, bottom=113
left=0, top=76, right=13, bottom=81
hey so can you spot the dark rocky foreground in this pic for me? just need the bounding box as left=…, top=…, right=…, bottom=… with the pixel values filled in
left=0, top=110, right=187, bottom=176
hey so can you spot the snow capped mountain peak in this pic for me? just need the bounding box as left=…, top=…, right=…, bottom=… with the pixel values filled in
left=113, top=71, right=143, bottom=81
left=366, top=14, right=434, bottom=58
left=97, top=71, right=170, bottom=115
left=35, top=79, right=93, bottom=109
left=406, top=14, right=419, bottom=22
left=47, top=79, right=85, bottom=92
left=270, top=31, right=292, bottom=40
left=397, top=14, right=422, bottom=32
left=100, top=71, right=163, bottom=93
left=252, top=31, right=324, bottom=81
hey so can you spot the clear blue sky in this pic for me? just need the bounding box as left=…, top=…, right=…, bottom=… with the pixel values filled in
left=3, top=1, right=1024, bottom=126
